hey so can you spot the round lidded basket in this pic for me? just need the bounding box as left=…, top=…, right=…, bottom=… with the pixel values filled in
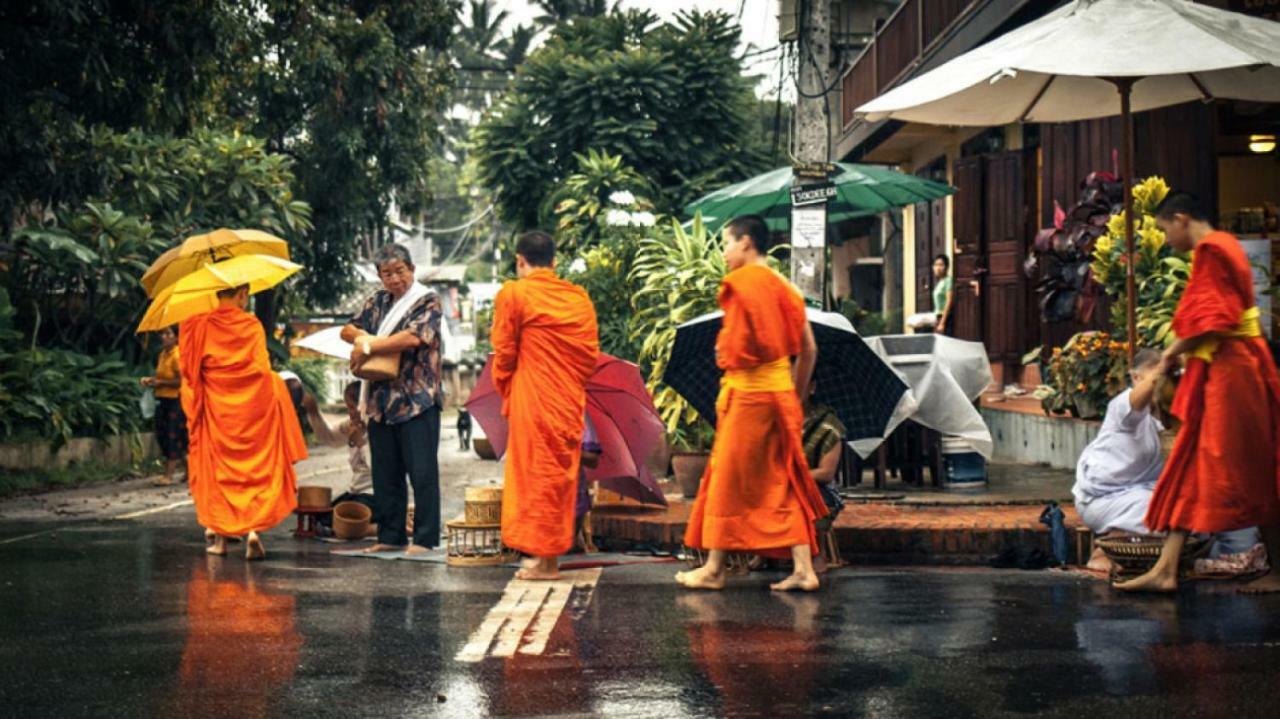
left=464, top=486, right=503, bottom=525
left=445, top=518, right=515, bottom=567
left=297, top=486, right=332, bottom=509
left=1095, top=533, right=1211, bottom=578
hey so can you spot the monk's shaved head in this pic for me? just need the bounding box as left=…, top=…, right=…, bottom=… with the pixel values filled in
left=725, top=215, right=771, bottom=254
left=516, top=231, right=556, bottom=268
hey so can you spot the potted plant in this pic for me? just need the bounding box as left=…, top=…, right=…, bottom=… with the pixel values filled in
left=629, top=214, right=727, bottom=499
left=668, top=421, right=715, bottom=499
left=1039, top=332, right=1128, bottom=419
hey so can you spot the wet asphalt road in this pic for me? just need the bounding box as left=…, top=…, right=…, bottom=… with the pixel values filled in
left=3, top=500, right=1280, bottom=719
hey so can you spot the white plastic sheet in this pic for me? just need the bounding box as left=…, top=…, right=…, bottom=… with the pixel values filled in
left=864, top=334, right=995, bottom=459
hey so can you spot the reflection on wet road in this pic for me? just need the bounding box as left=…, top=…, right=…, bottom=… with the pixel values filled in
left=2, top=513, right=1279, bottom=717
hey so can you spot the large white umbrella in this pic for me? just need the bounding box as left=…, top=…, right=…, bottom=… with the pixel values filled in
left=856, top=0, right=1280, bottom=358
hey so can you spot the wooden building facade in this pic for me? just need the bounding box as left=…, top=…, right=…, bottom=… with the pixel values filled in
left=832, top=0, right=1279, bottom=384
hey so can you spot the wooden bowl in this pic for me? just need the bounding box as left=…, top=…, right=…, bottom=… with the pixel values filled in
left=298, top=486, right=332, bottom=509
left=333, top=501, right=372, bottom=540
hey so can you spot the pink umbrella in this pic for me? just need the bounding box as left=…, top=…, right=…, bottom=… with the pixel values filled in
left=466, top=353, right=668, bottom=506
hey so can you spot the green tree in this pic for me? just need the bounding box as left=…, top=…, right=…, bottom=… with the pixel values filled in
left=473, top=10, right=769, bottom=230
left=229, top=0, right=459, bottom=310
left=0, top=1, right=254, bottom=233
left=7, top=129, right=311, bottom=357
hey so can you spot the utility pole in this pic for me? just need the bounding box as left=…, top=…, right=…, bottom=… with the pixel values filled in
left=791, top=0, right=832, bottom=308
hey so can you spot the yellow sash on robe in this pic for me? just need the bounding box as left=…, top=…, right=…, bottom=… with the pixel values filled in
left=720, top=357, right=793, bottom=401
left=1190, top=307, right=1261, bottom=363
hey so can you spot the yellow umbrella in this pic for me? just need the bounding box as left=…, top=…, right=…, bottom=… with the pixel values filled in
left=140, top=228, right=290, bottom=297
left=136, top=254, right=302, bottom=333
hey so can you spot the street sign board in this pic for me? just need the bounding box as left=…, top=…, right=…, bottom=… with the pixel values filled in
left=790, top=205, right=826, bottom=249
left=790, top=183, right=837, bottom=206
left=792, top=161, right=838, bottom=179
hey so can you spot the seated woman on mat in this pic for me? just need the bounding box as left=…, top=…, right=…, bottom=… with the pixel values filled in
left=1074, top=348, right=1257, bottom=569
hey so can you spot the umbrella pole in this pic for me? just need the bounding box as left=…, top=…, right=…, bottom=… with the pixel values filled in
left=1116, top=78, right=1138, bottom=365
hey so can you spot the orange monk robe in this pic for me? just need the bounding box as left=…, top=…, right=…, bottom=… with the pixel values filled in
left=684, top=264, right=829, bottom=559
left=1145, top=231, right=1280, bottom=533
left=492, top=268, right=599, bottom=557
left=180, top=306, right=307, bottom=537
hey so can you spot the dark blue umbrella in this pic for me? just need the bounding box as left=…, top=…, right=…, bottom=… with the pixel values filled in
left=662, top=309, right=911, bottom=451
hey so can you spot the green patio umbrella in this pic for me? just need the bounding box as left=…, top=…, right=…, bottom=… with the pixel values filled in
left=684, top=163, right=955, bottom=232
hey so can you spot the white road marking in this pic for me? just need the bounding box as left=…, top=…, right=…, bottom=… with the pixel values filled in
left=113, top=500, right=194, bottom=520
left=455, top=568, right=602, bottom=662
left=491, top=583, right=553, bottom=657
left=0, top=530, right=52, bottom=546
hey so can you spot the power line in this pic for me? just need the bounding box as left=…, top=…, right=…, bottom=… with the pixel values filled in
left=417, top=205, right=495, bottom=235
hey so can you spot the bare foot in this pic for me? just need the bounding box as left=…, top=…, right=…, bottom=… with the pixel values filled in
left=153, top=477, right=176, bottom=487
left=1239, top=573, right=1280, bottom=594
left=206, top=535, right=227, bottom=556
left=770, top=572, right=820, bottom=592
left=514, top=557, right=560, bottom=581
left=404, top=544, right=433, bottom=558
left=204, top=529, right=216, bottom=546
left=245, top=531, right=266, bottom=561
left=361, top=543, right=407, bottom=554
left=675, top=566, right=726, bottom=591
left=514, top=567, right=562, bottom=580
left=1113, top=569, right=1177, bottom=593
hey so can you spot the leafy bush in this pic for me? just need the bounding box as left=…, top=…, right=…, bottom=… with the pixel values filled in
left=1039, top=332, right=1129, bottom=419
left=628, top=214, right=727, bottom=450
left=0, top=283, right=137, bottom=448
left=282, top=356, right=332, bottom=406
left=1091, top=176, right=1186, bottom=346
left=554, top=151, right=657, bottom=361
left=839, top=298, right=887, bottom=336
left=4, top=128, right=311, bottom=362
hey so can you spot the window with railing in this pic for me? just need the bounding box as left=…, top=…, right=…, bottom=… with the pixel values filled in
left=840, top=0, right=975, bottom=128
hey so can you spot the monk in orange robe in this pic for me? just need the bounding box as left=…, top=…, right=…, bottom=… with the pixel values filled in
left=181, top=285, right=308, bottom=560
left=491, top=231, right=599, bottom=580
left=1116, top=192, right=1280, bottom=593
left=678, top=214, right=827, bottom=592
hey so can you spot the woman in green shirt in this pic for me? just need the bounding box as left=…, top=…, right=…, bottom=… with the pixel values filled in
left=932, top=254, right=954, bottom=335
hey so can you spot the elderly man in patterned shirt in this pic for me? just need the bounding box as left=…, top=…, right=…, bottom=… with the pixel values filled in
left=342, top=243, right=445, bottom=557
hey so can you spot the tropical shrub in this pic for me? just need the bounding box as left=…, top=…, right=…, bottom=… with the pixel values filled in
left=628, top=214, right=727, bottom=451
left=282, top=356, right=331, bottom=406
left=1028, top=171, right=1122, bottom=324
left=1039, top=332, right=1129, bottom=420
left=0, top=290, right=143, bottom=448
left=554, top=150, right=657, bottom=361
left=1090, top=176, right=1186, bottom=346
left=4, top=128, right=312, bottom=361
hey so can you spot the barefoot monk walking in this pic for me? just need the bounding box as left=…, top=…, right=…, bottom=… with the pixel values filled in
left=181, top=285, right=307, bottom=560
left=677, top=215, right=828, bottom=592
left=1116, top=192, right=1280, bottom=594
left=491, top=231, right=599, bottom=580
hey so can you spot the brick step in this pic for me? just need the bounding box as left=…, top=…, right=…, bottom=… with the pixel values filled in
left=590, top=499, right=1086, bottom=567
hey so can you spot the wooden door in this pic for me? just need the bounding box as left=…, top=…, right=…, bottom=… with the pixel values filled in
left=982, top=150, right=1033, bottom=370
left=951, top=156, right=984, bottom=341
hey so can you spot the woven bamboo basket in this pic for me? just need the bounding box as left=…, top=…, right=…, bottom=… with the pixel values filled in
left=297, top=486, right=332, bottom=509
left=464, top=486, right=503, bottom=525
left=1096, top=533, right=1210, bottom=578
left=445, top=518, right=515, bottom=567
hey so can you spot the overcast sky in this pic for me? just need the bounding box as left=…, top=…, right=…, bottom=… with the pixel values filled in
left=490, top=1, right=787, bottom=98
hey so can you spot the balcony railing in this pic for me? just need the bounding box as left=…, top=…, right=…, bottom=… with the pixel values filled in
left=840, top=0, right=975, bottom=129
